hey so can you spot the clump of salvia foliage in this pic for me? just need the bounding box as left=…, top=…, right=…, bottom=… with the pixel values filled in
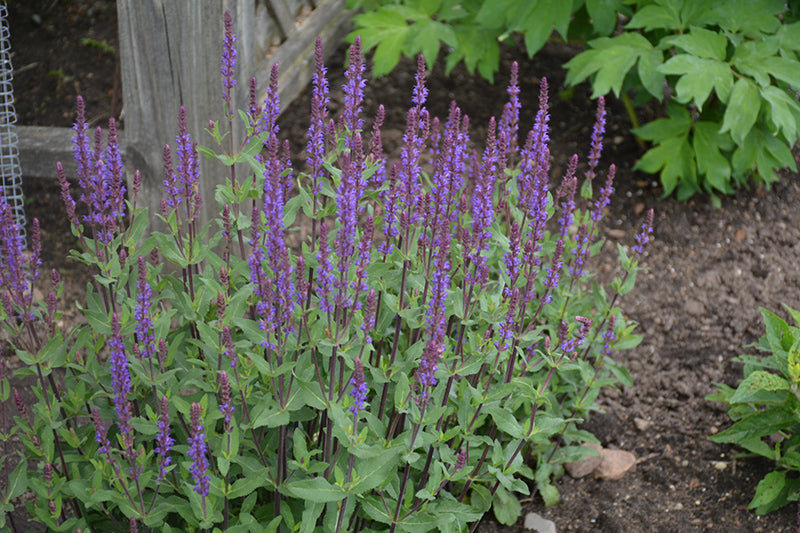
left=0, top=11, right=651, bottom=532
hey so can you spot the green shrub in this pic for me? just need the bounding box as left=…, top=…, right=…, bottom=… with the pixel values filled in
left=709, top=307, right=800, bottom=515
left=348, top=0, right=800, bottom=203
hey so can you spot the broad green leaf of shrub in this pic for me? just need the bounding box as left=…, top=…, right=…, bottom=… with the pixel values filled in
left=626, top=0, right=716, bottom=32
left=353, top=8, right=411, bottom=77
left=750, top=471, right=800, bottom=515
left=692, top=121, right=732, bottom=194
left=708, top=0, right=785, bottom=34
left=760, top=85, right=800, bottom=142
left=662, top=26, right=728, bottom=60
left=636, top=49, right=666, bottom=99
left=729, top=370, right=790, bottom=403
left=407, top=18, right=458, bottom=69
left=633, top=105, right=695, bottom=196
left=509, top=1, right=574, bottom=57
left=730, top=40, right=779, bottom=88
left=564, top=33, right=654, bottom=97
left=720, top=78, right=760, bottom=145
left=586, top=0, right=626, bottom=36
left=658, top=54, right=733, bottom=110
left=446, top=25, right=501, bottom=82
left=731, top=124, right=797, bottom=185
left=761, top=56, right=800, bottom=89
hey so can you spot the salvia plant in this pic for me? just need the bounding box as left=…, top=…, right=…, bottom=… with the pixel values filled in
left=0, top=11, right=651, bottom=532
left=709, top=307, right=800, bottom=516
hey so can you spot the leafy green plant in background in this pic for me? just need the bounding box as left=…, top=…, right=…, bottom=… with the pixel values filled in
left=709, top=307, right=800, bottom=515
left=0, top=12, right=652, bottom=532
left=566, top=0, right=800, bottom=203
left=348, top=0, right=800, bottom=203
left=346, top=0, right=622, bottom=81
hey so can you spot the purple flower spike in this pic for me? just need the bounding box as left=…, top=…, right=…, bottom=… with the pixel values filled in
left=187, top=402, right=210, bottom=499
left=91, top=407, right=114, bottom=461
left=316, top=221, right=334, bottom=312
left=221, top=9, right=238, bottom=107
left=633, top=208, right=654, bottom=254
left=343, top=36, right=366, bottom=135
left=586, top=97, right=606, bottom=183
left=260, top=63, right=281, bottom=138
left=412, top=54, right=428, bottom=108
left=499, top=61, right=520, bottom=159
left=542, top=239, right=565, bottom=303
left=155, top=395, right=174, bottom=482
left=557, top=155, right=579, bottom=238
left=108, top=313, right=133, bottom=450
left=601, top=315, right=617, bottom=357
left=56, top=162, right=78, bottom=227
left=0, top=193, right=34, bottom=320
left=362, top=288, right=377, bottom=344
left=349, top=356, right=368, bottom=415
left=591, top=164, right=616, bottom=224
left=135, top=256, right=155, bottom=359
left=175, top=107, right=203, bottom=223
left=219, top=370, right=234, bottom=431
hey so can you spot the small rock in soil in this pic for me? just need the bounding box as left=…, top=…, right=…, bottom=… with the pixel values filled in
left=523, top=512, right=556, bottom=533
left=564, top=442, right=603, bottom=478
left=593, top=448, right=636, bottom=480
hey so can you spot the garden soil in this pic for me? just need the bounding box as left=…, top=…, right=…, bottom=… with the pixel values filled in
left=7, top=1, right=800, bottom=531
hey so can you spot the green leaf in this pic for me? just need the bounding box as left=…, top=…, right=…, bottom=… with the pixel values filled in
left=720, top=78, right=760, bottom=145
left=711, top=407, right=795, bottom=443
left=587, top=0, right=625, bottom=36
left=663, top=26, right=728, bottom=61
left=227, top=472, right=270, bottom=499
left=488, top=405, right=525, bottom=439
left=251, top=406, right=290, bottom=429
left=353, top=8, right=411, bottom=77
left=564, top=33, right=653, bottom=97
left=637, top=49, right=666, bottom=99
left=634, top=105, right=693, bottom=142
left=693, top=121, right=732, bottom=193
left=707, top=0, right=784, bottom=34
left=5, top=458, right=27, bottom=502
left=761, top=85, right=800, bottom=142
left=658, top=55, right=732, bottom=109
left=750, top=470, right=800, bottom=515
left=492, top=485, right=521, bottom=526
left=285, top=476, right=347, bottom=503
left=514, top=1, right=574, bottom=56
left=730, top=370, right=790, bottom=403
left=626, top=3, right=681, bottom=31
left=763, top=56, right=800, bottom=90
left=634, top=130, right=695, bottom=196
left=351, top=450, right=401, bottom=494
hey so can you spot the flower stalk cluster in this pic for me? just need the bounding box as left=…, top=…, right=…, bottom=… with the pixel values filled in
left=0, top=12, right=652, bottom=532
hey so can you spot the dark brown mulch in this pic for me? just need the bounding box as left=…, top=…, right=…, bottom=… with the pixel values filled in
left=8, top=1, right=800, bottom=531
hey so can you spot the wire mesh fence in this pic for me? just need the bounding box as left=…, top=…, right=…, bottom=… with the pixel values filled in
left=0, top=2, right=25, bottom=248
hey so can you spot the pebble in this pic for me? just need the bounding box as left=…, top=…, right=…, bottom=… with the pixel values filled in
left=634, top=417, right=651, bottom=431
left=564, top=443, right=602, bottom=478
left=594, top=448, right=637, bottom=480
left=524, top=512, right=556, bottom=533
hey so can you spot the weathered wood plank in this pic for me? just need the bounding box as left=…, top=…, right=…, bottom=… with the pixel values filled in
left=117, top=0, right=258, bottom=231
left=17, top=125, right=125, bottom=180
left=267, top=0, right=295, bottom=39
left=256, top=0, right=353, bottom=113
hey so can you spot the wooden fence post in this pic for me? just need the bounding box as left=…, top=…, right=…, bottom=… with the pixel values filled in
left=114, top=0, right=352, bottom=231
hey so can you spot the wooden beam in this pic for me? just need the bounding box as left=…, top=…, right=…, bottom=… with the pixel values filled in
left=17, top=125, right=125, bottom=180
left=255, top=0, right=353, bottom=114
